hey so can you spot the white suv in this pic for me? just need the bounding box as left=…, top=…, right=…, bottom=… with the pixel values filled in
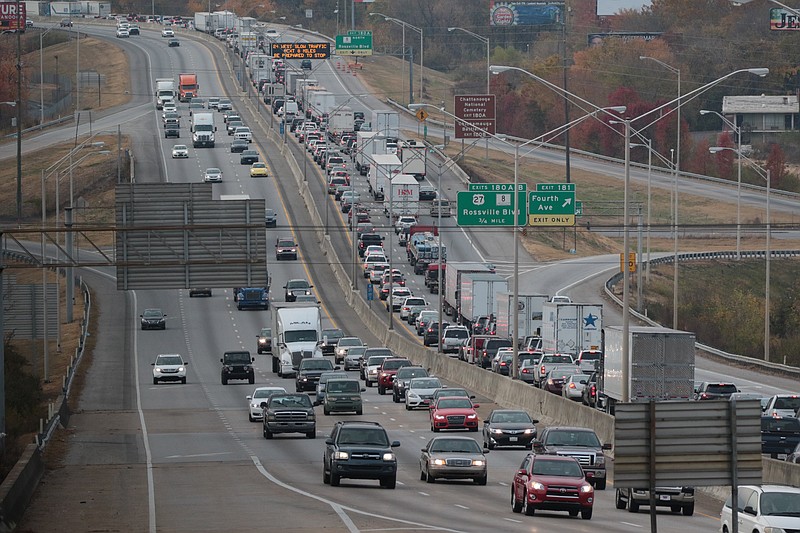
left=234, top=126, right=252, bottom=143
left=441, top=326, right=470, bottom=355
left=152, top=354, right=188, bottom=384
left=719, top=485, right=800, bottom=532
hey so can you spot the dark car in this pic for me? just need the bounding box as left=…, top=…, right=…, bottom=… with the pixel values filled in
left=391, top=366, right=429, bottom=403
left=358, top=233, right=384, bottom=257
left=301, top=59, right=312, bottom=69
left=140, top=308, right=166, bottom=330
left=694, top=382, right=739, bottom=400
left=265, top=208, right=277, bottom=227
left=283, top=279, right=312, bottom=302
left=423, top=321, right=450, bottom=347
left=482, top=409, right=539, bottom=450
left=60, top=18, right=73, bottom=27
left=256, top=327, right=272, bottom=354
left=168, top=38, right=179, bottom=47
left=295, top=358, right=336, bottom=392
left=323, top=421, right=400, bottom=488
left=188, top=288, right=212, bottom=297
left=419, top=185, right=437, bottom=201
left=533, top=426, right=611, bottom=490
left=220, top=350, right=255, bottom=384
left=262, top=393, right=316, bottom=439
left=240, top=150, right=259, bottom=165
left=164, top=125, right=180, bottom=138
left=761, top=416, right=800, bottom=458
left=230, top=139, right=249, bottom=153
left=320, top=328, right=344, bottom=356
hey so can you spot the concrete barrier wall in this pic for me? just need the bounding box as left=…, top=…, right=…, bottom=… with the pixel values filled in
left=764, top=457, right=800, bottom=487
left=0, top=444, right=44, bottom=532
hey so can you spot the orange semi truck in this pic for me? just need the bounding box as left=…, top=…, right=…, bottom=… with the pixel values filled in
left=178, top=73, right=198, bottom=102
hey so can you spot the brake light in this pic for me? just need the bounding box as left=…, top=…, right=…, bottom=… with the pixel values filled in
left=569, top=383, right=576, bottom=389
left=540, top=365, right=546, bottom=374
left=522, top=368, right=530, bottom=374
left=499, top=362, right=507, bottom=367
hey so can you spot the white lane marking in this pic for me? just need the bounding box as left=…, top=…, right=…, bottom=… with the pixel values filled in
left=132, top=291, right=157, bottom=533
left=503, top=518, right=522, bottom=523
left=163, top=452, right=232, bottom=459
left=454, top=504, right=469, bottom=510
left=497, top=482, right=509, bottom=486
left=418, top=491, right=430, bottom=496
left=621, top=522, right=643, bottom=528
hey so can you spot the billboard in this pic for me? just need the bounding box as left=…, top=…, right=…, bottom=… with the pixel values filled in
left=490, top=1, right=563, bottom=26
left=588, top=31, right=663, bottom=46
left=770, top=8, right=800, bottom=30
left=0, top=2, right=26, bottom=32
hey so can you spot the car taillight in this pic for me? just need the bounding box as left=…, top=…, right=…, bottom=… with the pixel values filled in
left=540, top=365, right=546, bottom=374
left=522, top=368, right=530, bottom=374
left=569, top=383, right=576, bottom=389
left=499, top=362, right=507, bottom=367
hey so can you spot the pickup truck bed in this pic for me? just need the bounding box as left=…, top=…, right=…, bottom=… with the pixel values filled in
left=761, top=416, right=800, bottom=458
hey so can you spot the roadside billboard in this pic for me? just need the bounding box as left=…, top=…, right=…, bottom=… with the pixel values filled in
left=490, top=1, right=563, bottom=26
left=0, top=2, right=26, bottom=32
left=770, top=8, right=800, bottom=30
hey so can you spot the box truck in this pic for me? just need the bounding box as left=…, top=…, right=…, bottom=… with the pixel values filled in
left=155, top=78, right=175, bottom=109
left=459, top=273, right=508, bottom=332
left=540, top=302, right=603, bottom=357
left=443, top=262, right=495, bottom=319
left=367, top=154, right=402, bottom=200
left=495, top=292, right=550, bottom=346
left=385, top=174, right=420, bottom=218
left=399, top=140, right=427, bottom=180
left=191, top=112, right=216, bottom=148
left=371, top=109, right=399, bottom=138
left=602, top=325, right=696, bottom=410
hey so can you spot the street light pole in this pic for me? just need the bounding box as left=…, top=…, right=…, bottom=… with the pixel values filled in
left=701, top=109, right=742, bottom=259
left=630, top=140, right=652, bottom=283
left=710, top=146, right=771, bottom=362
left=447, top=27, right=489, bottom=94
left=371, top=14, right=423, bottom=101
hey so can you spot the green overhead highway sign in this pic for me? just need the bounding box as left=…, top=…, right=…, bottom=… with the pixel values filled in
left=469, top=183, right=527, bottom=192
left=457, top=190, right=527, bottom=226
left=536, top=183, right=575, bottom=192
left=529, top=190, right=576, bottom=226
left=335, top=32, right=373, bottom=56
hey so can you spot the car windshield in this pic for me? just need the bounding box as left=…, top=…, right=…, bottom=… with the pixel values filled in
left=398, top=368, right=427, bottom=379
left=156, top=355, right=182, bottom=365
left=543, top=355, right=574, bottom=364
left=570, top=374, right=589, bottom=384
left=411, top=378, right=441, bottom=389
left=277, top=239, right=294, bottom=247
left=438, top=389, right=469, bottom=398
left=382, top=360, right=411, bottom=370
left=322, top=329, right=343, bottom=340
left=366, top=348, right=392, bottom=358
left=269, top=395, right=312, bottom=408
left=773, top=397, right=800, bottom=410
left=206, top=168, right=221, bottom=175
left=404, top=298, right=426, bottom=306
left=338, top=428, right=389, bottom=446
left=492, top=411, right=531, bottom=424
left=545, top=430, right=601, bottom=448
left=532, top=458, right=583, bottom=478
left=447, top=329, right=469, bottom=339
left=224, top=352, right=251, bottom=364
left=319, top=372, right=347, bottom=384
left=327, top=380, right=360, bottom=393
left=259, top=328, right=271, bottom=337
left=367, top=356, right=390, bottom=366
left=579, top=352, right=601, bottom=361
left=430, top=438, right=482, bottom=454
left=759, top=491, right=800, bottom=516
left=706, top=384, right=738, bottom=394
left=143, top=309, right=163, bottom=318
left=286, top=280, right=309, bottom=289
left=253, top=388, right=282, bottom=399
left=301, top=359, right=334, bottom=371
left=437, top=398, right=473, bottom=410
left=284, top=330, right=318, bottom=343
left=348, top=347, right=366, bottom=357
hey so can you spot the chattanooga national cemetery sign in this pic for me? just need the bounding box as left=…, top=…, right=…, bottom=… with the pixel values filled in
left=454, top=95, right=496, bottom=139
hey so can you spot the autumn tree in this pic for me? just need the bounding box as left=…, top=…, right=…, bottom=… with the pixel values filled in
left=765, top=142, right=788, bottom=188
left=714, top=131, right=735, bottom=181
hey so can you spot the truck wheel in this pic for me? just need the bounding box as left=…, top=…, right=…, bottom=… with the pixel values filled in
left=248, top=375, right=255, bottom=384
left=356, top=408, right=362, bottom=415
left=272, top=357, right=279, bottom=373
left=153, top=378, right=158, bottom=385
left=306, top=430, right=316, bottom=439
left=627, top=495, right=639, bottom=513
left=682, top=504, right=694, bottom=516
left=615, top=489, right=626, bottom=509
left=330, top=472, right=340, bottom=487
left=581, top=508, right=593, bottom=520
left=380, top=475, right=396, bottom=489
left=222, top=377, right=228, bottom=385
left=365, top=379, right=372, bottom=387
left=323, top=468, right=330, bottom=484
left=378, top=385, right=385, bottom=395
left=263, top=426, right=273, bottom=439
left=595, top=478, right=606, bottom=490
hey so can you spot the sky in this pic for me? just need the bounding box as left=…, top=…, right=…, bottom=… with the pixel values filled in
left=597, top=0, right=652, bottom=16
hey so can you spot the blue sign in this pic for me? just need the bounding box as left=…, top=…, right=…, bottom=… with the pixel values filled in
left=279, top=122, right=285, bottom=135
left=366, top=283, right=374, bottom=301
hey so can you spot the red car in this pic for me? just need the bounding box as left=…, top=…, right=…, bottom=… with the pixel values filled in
left=430, top=397, right=481, bottom=432
left=511, top=454, right=594, bottom=519
left=377, top=358, right=413, bottom=395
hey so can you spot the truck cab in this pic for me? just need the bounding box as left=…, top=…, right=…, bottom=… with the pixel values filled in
left=273, top=304, right=323, bottom=377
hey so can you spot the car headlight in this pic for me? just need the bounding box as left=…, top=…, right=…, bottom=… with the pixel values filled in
left=431, top=458, right=446, bottom=466
left=258, top=339, right=267, bottom=345
left=531, top=481, right=545, bottom=491
left=380, top=372, right=388, bottom=378
left=524, top=429, right=535, bottom=435
left=490, top=428, right=503, bottom=434
left=434, top=414, right=445, bottom=420
left=334, top=451, right=349, bottom=460
left=466, top=414, right=477, bottom=419
left=580, top=484, right=593, bottom=493
left=267, top=414, right=276, bottom=421
left=409, top=392, right=420, bottom=399
left=595, top=455, right=605, bottom=466
left=471, top=459, right=486, bottom=466
left=178, top=366, right=185, bottom=372
left=251, top=402, right=259, bottom=408
left=383, top=452, right=395, bottom=461
left=154, top=367, right=162, bottom=372
left=300, top=377, right=308, bottom=382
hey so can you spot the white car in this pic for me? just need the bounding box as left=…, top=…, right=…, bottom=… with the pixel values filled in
left=151, top=353, right=188, bottom=384
left=162, top=28, right=174, bottom=37
left=116, top=28, right=129, bottom=38
left=246, top=386, right=286, bottom=422
left=203, top=167, right=222, bottom=182
left=265, top=28, right=279, bottom=38
left=405, top=377, right=443, bottom=410
left=562, top=373, right=589, bottom=401
left=720, top=485, right=800, bottom=532
left=162, top=103, right=177, bottom=116
left=395, top=216, right=417, bottom=234
left=399, top=296, right=427, bottom=321
left=387, top=287, right=412, bottom=311
left=364, top=355, right=391, bottom=387
left=441, top=325, right=470, bottom=354
left=334, top=336, right=364, bottom=364
left=363, top=245, right=385, bottom=257
left=234, top=126, right=252, bottom=143
left=171, top=144, right=188, bottom=158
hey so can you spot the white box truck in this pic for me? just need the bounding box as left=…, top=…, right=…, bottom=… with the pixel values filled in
left=367, top=154, right=402, bottom=200
left=540, top=302, right=603, bottom=357
left=495, top=292, right=550, bottom=346
left=355, top=131, right=377, bottom=174
left=191, top=112, right=216, bottom=148
left=194, top=12, right=218, bottom=33
left=308, top=90, right=336, bottom=121
left=459, top=273, right=508, bottom=331
left=399, top=140, right=427, bottom=180
left=330, top=106, right=355, bottom=135
left=371, top=109, right=399, bottom=138
left=271, top=303, right=324, bottom=377
left=602, top=325, right=696, bottom=410
left=443, top=262, right=495, bottom=319
left=385, top=174, right=420, bottom=218
left=155, top=78, right=175, bottom=109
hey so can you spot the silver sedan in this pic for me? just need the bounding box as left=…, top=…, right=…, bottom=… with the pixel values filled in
left=419, top=436, right=488, bottom=485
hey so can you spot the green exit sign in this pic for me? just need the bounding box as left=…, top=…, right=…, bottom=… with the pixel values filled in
left=537, top=183, right=575, bottom=192
left=457, top=190, right=527, bottom=226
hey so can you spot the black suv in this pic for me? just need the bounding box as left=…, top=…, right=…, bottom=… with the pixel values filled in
left=323, top=421, right=400, bottom=489
left=358, top=233, right=384, bottom=257
left=391, top=366, right=429, bottom=403
left=220, top=350, right=255, bottom=384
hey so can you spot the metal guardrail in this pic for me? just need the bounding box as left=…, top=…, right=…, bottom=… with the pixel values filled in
left=604, top=249, right=800, bottom=379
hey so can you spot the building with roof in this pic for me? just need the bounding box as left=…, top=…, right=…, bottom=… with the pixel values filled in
left=722, top=95, right=800, bottom=133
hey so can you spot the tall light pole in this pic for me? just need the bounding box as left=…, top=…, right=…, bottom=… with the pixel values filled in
left=640, top=56, right=680, bottom=328
left=370, top=13, right=423, bottom=101
left=630, top=140, right=652, bottom=283
left=491, top=64, right=769, bottom=401
left=710, top=146, right=770, bottom=362
left=701, top=109, right=742, bottom=259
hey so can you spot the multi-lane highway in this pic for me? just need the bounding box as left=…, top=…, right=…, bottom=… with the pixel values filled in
left=16, top=22, right=799, bottom=532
